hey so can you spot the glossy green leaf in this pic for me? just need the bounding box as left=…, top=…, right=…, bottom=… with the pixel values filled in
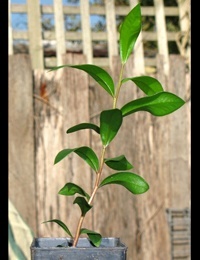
left=58, top=182, right=90, bottom=201
left=73, top=197, right=92, bottom=216
left=121, top=92, right=185, bottom=117
left=119, top=3, right=142, bottom=64
left=100, top=172, right=149, bottom=194
left=67, top=123, right=100, bottom=134
left=122, top=76, right=164, bottom=96
left=42, top=219, right=73, bottom=237
left=54, top=146, right=99, bottom=171
left=80, top=228, right=102, bottom=247
left=104, top=155, right=133, bottom=170
left=100, top=109, right=123, bottom=147
left=49, top=64, right=115, bottom=97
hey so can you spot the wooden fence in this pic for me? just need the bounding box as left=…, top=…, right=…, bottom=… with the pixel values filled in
left=9, top=52, right=190, bottom=260
left=9, top=0, right=190, bottom=75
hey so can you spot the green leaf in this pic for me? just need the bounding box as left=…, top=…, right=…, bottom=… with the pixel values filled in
left=80, top=228, right=102, bottom=247
left=100, top=109, right=123, bottom=147
left=122, top=76, right=164, bottom=96
left=42, top=219, right=73, bottom=237
left=54, top=146, right=99, bottom=172
left=58, top=182, right=90, bottom=201
left=104, top=155, right=133, bottom=170
left=73, top=197, right=92, bottom=216
left=119, top=3, right=142, bottom=64
left=67, top=123, right=100, bottom=134
left=100, top=172, right=149, bottom=194
left=49, top=64, right=115, bottom=97
left=121, top=92, right=185, bottom=117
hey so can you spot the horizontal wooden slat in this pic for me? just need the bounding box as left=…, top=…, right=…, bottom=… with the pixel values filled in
left=11, top=4, right=27, bottom=12
left=13, top=30, right=180, bottom=42
left=41, top=5, right=54, bottom=13
left=11, top=4, right=179, bottom=16
left=142, top=31, right=178, bottom=41
left=13, top=31, right=28, bottom=40
left=91, top=32, right=107, bottom=41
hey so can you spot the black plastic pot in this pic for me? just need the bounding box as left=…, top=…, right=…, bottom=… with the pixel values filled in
left=30, top=237, right=127, bottom=259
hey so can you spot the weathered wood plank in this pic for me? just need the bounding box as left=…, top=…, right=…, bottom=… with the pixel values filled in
left=8, top=52, right=190, bottom=259
left=9, top=54, right=36, bottom=233
left=167, top=55, right=190, bottom=208
left=34, top=53, right=92, bottom=237
left=112, top=55, right=142, bottom=260
left=89, top=59, right=117, bottom=251
left=130, top=54, right=170, bottom=260
left=133, top=54, right=190, bottom=260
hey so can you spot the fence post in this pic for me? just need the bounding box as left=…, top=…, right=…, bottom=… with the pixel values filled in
left=27, top=0, right=44, bottom=69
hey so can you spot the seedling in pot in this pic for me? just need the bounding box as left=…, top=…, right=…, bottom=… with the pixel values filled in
left=43, top=3, right=185, bottom=247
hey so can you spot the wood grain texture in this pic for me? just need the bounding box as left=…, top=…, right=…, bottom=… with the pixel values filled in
left=34, top=53, right=92, bottom=237
left=9, top=54, right=36, bottom=233
left=9, top=53, right=190, bottom=259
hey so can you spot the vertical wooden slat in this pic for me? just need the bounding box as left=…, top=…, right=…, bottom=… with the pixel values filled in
left=130, top=0, right=145, bottom=75
left=168, top=55, right=190, bottom=208
left=8, top=0, right=13, bottom=55
left=154, top=0, right=169, bottom=75
left=105, top=0, right=118, bottom=70
left=54, top=0, right=66, bottom=66
left=9, top=54, right=36, bottom=233
left=177, top=0, right=191, bottom=70
left=62, top=53, right=92, bottom=233
left=89, top=63, right=115, bottom=241
left=112, top=55, right=141, bottom=260
left=34, top=53, right=92, bottom=237
left=27, top=0, right=44, bottom=69
left=178, top=0, right=190, bottom=31
left=80, top=0, right=92, bottom=64
left=141, top=55, right=171, bottom=260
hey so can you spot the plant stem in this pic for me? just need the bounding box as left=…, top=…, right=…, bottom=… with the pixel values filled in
left=113, top=63, right=125, bottom=109
left=73, top=216, right=84, bottom=247
left=89, top=146, right=106, bottom=205
left=72, top=146, right=106, bottom=247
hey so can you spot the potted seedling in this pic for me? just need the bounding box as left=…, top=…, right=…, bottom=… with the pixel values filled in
left=30, top=3, right=185, bottom=259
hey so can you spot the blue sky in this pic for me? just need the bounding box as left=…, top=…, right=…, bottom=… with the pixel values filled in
left=11, top=0, right=104, bottom=31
